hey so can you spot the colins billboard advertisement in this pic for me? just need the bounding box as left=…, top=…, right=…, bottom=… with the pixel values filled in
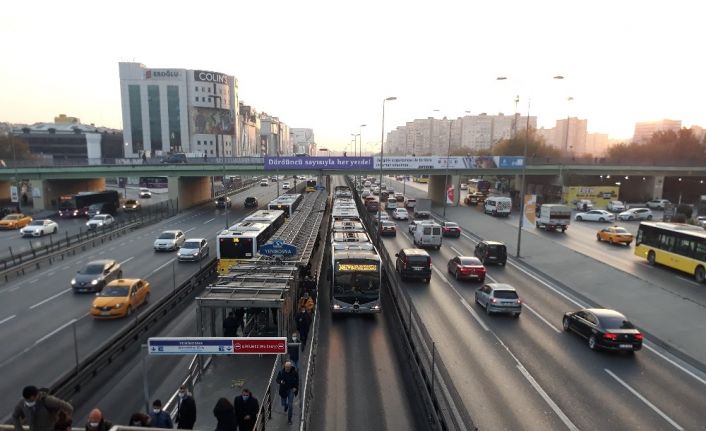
left=194, top=70, right=230, bottom=85
left=191, top=107, right=234, bottom=135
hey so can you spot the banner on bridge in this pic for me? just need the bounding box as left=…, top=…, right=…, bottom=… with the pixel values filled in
left=373, top=156, right=524, bottom=169
left=148, top=337, right=287, bottom=355
left=264, top=156, right=373, bottom=170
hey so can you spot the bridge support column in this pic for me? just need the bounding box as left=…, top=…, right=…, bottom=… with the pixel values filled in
left=29, top=179, right=49, bottom=211
left=428, top=174, right=460, bottom=207
left=168, top=176, right=213, bottom=211
left=652, top=176, right=665, bottom=200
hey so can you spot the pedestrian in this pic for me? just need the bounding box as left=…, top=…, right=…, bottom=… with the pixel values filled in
left=212, top=398, right=236, bottom=431
left=233, top=388, right=259, bottom=431
left=54, top=410, right=72, bottom=431
left=297, top=292, right=314, bottom=314
left=13, top=385, right=74, bottom=431
left=203, top=153, right=208, bottom=162
left=85, top=408, right=112, bottom=431
left=288, top=332, right=301, bottom=369
left=142, top=152, right=147, bottom=164
left=582, top=202, right=588, bottom=212
left=276, top=361, right=299, bottom=425
left=175, top=386, right=197, bottom=429
left=223, top=311, right=239, bottom=337
left=129, top=412, right=151, bottom=427
left=295, top=306, right=312, bottom=347
left=149, top=400, right=173, bottom=429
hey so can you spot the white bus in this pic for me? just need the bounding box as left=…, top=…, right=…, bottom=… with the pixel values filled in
left=242, top=209, right=286, bottom=237
left=330, top=242, right=382, bottom=313
left=267, top=194, right=303, bottom=218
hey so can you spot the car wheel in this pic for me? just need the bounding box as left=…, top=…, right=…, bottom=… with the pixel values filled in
left=596, top=234, right=601, bottom=241
left=647, top=215, right=652, bottom=220
left=454, top=270, right=459, bottom=280
left=628, top=215, right=634, bottom=221
left=144, top=292, right=150, bottom=304
left=117, top=271, right=123, bottom=279
left=485, top=303, right=492, bottom=315
left=479, top=276, right=485, bottom=283
left=588, top=335, right=598, bottom=351
left=576, top=216, right=583, bottom=221
left=53, top=227, right=57, bottom=234
left=513, top=313, right=520, bottom=318
left=647, top=250, right=656, bottom=266
left=126, top=305, right=133, bottom=316
left=562, top=317, right=571, bottom=332
left=695, top=266, right=706, bottom=284
left=599, top=217, right=605, bottom=222
left=474, top=292, right=480, bottom=304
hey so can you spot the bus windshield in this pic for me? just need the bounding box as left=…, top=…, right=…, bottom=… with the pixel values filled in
left=333, top=271, right=380, bottom=302
left=219, top=237, right=254, bottom=259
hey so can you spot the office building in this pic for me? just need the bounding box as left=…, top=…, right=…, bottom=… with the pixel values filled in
left=291, top=128, right=316, bottom=155
left=633, top=119, right=681, bottom=144
left=11, top=122, right=124, bottom=162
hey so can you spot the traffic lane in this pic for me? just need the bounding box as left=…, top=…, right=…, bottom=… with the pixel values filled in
left=380, top=230, right=566, bottom=430
left=420, top=232, right=704, bottom=430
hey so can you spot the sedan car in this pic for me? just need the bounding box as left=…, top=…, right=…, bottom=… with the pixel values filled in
left=71, top=259, right=123, bottom=293
left=475, top=283, right=522, bottom=317
left=215, top=196, right=232, bottom=209
left=394, top=192, right=404, bottom=202
left=122, top=199, right=141, bottom=211
left=392, top=208, right=409, bottom=220
left=448, top=256, right=485, bottom=281
left=574, top=210, right=615, bottom=222
left=178, top=238, right=210, bottom=261
left=20, top=219, right=59, bottom=237
left=90, top=278, right=150, bottom=319
left=373, top=212, right=391, bottom=226
left=260, top=180, right=269, bottom=186
left=282, top=182, right=291, bottom=190
left=442, top=222, right=461, bottom=237
left=646, top=199, right=670, bottom=210
left=597, top=226, right=634, bottom=245
left=562, top=308, right=643, bottom=353
left=0, top=213, right=32, bottom=230
left=244, top=196, right=258, bottom=208
left=379, top=220, right=397, bottom=237
left=606, top=201, right=626, bottom=212
left=139, top=188, right=152, bottom=198
left=86, top=214, right=115, bottom=229
left=154, top=230, right=186, bottom=251
left=617, top=208, right=653, bottom=221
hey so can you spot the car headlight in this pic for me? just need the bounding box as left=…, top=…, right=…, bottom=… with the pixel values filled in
left=71, top=279, right=76, bottom=285
left=91, top=280, right=99, bottom=285
left=114, top=303, right=122, bottom=308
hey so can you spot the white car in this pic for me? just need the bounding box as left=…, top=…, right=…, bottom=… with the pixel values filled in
left=607, top=201, right=626, bottom=212
left=392, top=208, right=409, bottom=220
left=21, top=219, right=59, bottom=237
left=260, top=180, right=268, bottom=186
left=460, top=183, right=468, bottom=190
left=575, top=199, right=594, bottom=210
left=618, top=208, right=653, bottom=221
left=177, top=238, right=210, bottom=262
left=282, top=182, right=291, bottom=190
left=646, top=199, right=671, bottom=210
left=86, top=214, right=115, bottom=229
left=154, top=230, right=186, bottom=251
left=574, top=210, right=615, bottom=222
left=139, top=188, right=152, bottom=198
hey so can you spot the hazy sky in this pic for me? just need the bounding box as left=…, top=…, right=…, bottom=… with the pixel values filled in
left=2, top=0, right=704, bottom=151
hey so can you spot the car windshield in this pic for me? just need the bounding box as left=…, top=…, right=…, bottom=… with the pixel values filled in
left=80, top=264, right=105, bottom=275
left=494, top=290, right=518, bottom=299
left=126, top=200, right=137, bottom=205
left=382, top=221, right=395, bottom=227
left=100, top=286, right=129, bottom=297
left=182, top=241, right=200, bottom=249
left=600, top=315, right=635, bottom=329
left=246, top=197, right=255, bottom=202
left=159, top=232, right=176, bottom=239
left=3, top=215, right=19, bottom=220
left=460, top=257, right=481, bottom=265
left=613, top=227, right=629, bottom=233
left=217, top=197, right=227, bottom=202
left=30, top=220, right=44, bottom=226
left=445, top=223, right=459, bottom=228
left=93, top=215, right=108, bottom=220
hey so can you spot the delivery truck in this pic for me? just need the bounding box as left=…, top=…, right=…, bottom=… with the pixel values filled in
left=535, top=204, right=572, bottom=232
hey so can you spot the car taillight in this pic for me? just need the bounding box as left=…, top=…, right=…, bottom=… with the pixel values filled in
left=634, top=333, right=643, bottom=341
left=442, top=227, right=449, bottom=232
left=603, top=332, right=618, bottom=340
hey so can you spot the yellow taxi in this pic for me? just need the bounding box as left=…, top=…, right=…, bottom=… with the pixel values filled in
left=597, top=226, right=634, bottom=246
left=0, top=213, right=32, bottom=230
left=90, top=278, right=151, bottom=319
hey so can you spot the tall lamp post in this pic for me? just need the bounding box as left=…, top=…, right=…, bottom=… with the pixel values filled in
left=378, top=96, right=397, bottom=245
left=442, top=115, right=453, bottom=217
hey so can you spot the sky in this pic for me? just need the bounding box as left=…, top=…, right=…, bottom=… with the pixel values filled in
left=1, top=0, right=704, bottom=152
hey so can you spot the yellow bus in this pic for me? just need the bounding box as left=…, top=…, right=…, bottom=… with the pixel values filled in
left=634, top=221, right=706, bottom=283
left=413, top=175, right=429, bottom=183
left=306, top=179, right=317, bottom=192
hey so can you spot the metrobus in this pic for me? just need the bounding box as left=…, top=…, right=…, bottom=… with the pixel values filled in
left=58, top=190, right=120, bottom=218
left=267, top=194, right=303, bottom=218
left=330, top=243, right=382, bottom=313
left=217, top=210, right=285, bottom=273
left=413, top=175, right=430, bottom=183
left=306, top=179, right=317, bottom=192
left=334, top=185, right=353, bottom=199
left=468, top=178, right=492, bottom=194
left=242, top=209, right=286, bottom=237
left=139, top=176, right=169, bottom=188
left=635, top=221, right=706, bottom=283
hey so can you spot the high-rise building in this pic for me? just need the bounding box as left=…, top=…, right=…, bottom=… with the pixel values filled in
left=291, top=128, right=316, bottom=155
left=119, top=62, right=238, bottom=158
left=632, top=119, right=681, bottom=144
left=260, top=114, right=292, bottom=156
left=555, top=117, right=588, bottom=154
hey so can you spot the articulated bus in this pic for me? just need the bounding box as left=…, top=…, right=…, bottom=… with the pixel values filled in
left=216, top=209, right=285, bottom=273
left=267, top=194, right=303, bottom=218
left=635, top=221, right=706, bottom=283
left=467, top=178, right=492, bottom=194
left=139, top=176, right=168, bottom=189
left=306, top=179, right=317, bottom=192
left=330, top=243, right=382, bottom=313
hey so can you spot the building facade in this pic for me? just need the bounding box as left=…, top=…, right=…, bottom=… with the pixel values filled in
left=554, top=117, right=588, bottom=154
left=119, top=62, right=238, bottom=158
left=291, top=128, right=316, bottom=155
left=11, top=123, right=124, bottom=161
left=633, top=119, right=681, bottom=144
left=259, top=114, right=292, bottom=156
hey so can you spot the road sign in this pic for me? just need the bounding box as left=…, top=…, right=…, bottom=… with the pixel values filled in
left=148, top=337, right=287, bottom=355
left=259, top=239, right=297, bottom=257
left=10, top=186, right=18, bottom=203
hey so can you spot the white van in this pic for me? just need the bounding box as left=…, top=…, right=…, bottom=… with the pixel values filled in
left=387, top=197, right=398, bottom=210
left=413, top=221, right=443, bottom=250
left=484, top=196, right=512, bottom=217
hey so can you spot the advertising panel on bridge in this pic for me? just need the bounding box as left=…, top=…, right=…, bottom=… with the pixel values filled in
left=372, top=156, right=524, bottom=169
left=562, top=186, right=619, bottom=209
left=264, top=156, right=373, bottom=170
left=148, top=337, right=287, bottom=355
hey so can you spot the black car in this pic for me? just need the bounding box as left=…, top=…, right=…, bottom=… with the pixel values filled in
left=215, top=196, right=232, bottom=209
left=71, top=259, right=123, bottom=292
left=161, top=153, right=187, bottom=164
left=562, top=308, right=643, bottom=353
left=474, top=240, right=507, bottom=266
left=244, top=197, right=258, bottom=208
left=395, top=248, right=431, bottom=283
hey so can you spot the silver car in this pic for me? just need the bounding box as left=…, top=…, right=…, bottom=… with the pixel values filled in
left=153, top=230, right=186, bottom=251
left=71, top=259, right=123, bottom=292
left=177, top=238, right=209, bottom=261
left=475, top=283, right=522, bottom=317
left=618, top=208, right=653, bottom=221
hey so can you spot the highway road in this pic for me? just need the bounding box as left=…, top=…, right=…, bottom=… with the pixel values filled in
left=0, top=181, right=281, bottom=418
left=378, top=203, right=706, bottom=430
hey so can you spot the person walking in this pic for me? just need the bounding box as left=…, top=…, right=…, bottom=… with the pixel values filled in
left=223, top=311, right=239, bottom=337
left=128, top=412, right=151, bottom=427
left=287, top=332, right=301, bottom=369
left=295, top=306, right=312, bottom=347
left=13, top=385, right=74, bottom=431
left=149, top=400, right=173, bottom=428
left=276, top=361, right=299, bottom=425
left=212, top=398, right=236, bottom=431
left=175, top=386, right=197, bottom=429
left=297, top=292, right=314, bottom=314
left=85, top=408, right=112, bottom=431
left=142, top=152, right=147, bottom=164
left=233, top=388, right=259, bottom=431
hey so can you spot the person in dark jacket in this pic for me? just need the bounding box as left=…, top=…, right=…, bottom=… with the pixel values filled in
left=13, top=385, right=74, bottom=431
left=288, top=332, right=301, bottom=369
left=233, top=388, right=259, bottom=431
left=85, top=408, right=112, bottom=431
left=212, top=398, right=236, bottom=431
left=129, top=412, right=151, bottom=427
left=295, top=307, right=312, bottom=347
left=149, top=400, right=173, bottom=429
left=175, top=386, right=197, bottom=429
left=223, top=312, right=239, bottom=337
left=276, top=361, right=299, bottom=424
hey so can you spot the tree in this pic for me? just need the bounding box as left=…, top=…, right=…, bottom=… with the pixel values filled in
left=0, top=136, right=33, bottom=160
left=491, top=129, right=561, bottom=159
left=676, top=204, right=693, bottom=219
left=607, top=127, right=706, bottom=164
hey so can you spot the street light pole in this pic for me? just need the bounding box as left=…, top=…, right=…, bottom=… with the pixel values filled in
left=379, top=96, right=397, bottom=245
left=443, top=116, right=453, bottom=218
left=516, top=98, right=531, bottom=257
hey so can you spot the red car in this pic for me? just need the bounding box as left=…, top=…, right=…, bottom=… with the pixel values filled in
left=447, top=256, right=486, bottom=282
left=442, top=222, right=461, bottom=237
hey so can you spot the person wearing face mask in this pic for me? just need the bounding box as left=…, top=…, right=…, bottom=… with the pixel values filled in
left=276, top=361, right=299, bottom=425
left=149, top=399, right=173, bottom=429
left=13, top=385, right=73, bottom=431
left=175, top=385, right=197, bottom=429
left=287, top=332, right=301, bottom=369
left=295, top=306, right=312, bottom=347
left=84, top=408, right=112, bottom=431
left=233, top=388, right=259, bottom=431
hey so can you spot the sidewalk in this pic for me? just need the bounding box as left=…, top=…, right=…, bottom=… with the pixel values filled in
left=436, top=205, right=706, bottom=369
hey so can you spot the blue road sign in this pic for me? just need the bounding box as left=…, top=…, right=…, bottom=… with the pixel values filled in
left=259, top=239, right=297, bottom=257
left=148, top=337, right=234, bottom=355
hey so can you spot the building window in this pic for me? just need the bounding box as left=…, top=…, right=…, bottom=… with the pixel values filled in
left=210, top=140, right=214, bottom=145
left=195, top=97, right=198, bottom=102
left=210, top=150, right=214, bottom=154
left=208, top=97, right=212, bottom=103
left=167, top=85, right=181, bottom=152
left=147, top=85, right=163, bottom=151
left=197, top=140, right=200, bottom=145
left=195, top=87, right=198, bottom=92
left=128, top=85, right=143, bottom=154
left=202, top=87, right=205, bottom=92
left=207, top=87, right=211, bottom=93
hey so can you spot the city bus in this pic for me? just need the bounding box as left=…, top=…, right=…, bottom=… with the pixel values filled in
left=242, top=209, right=286, bottom=236
left=635, top=221, right=706, bottom=283
left=139, top=176, right=169, bottom=189
left=267, top=194, right=302, bottom=218
left=306, top=179, right=317, bottom=192
left=413, top=175, right=430, bottom=183
left=334, top=185, right=353, bottom=199
left=217, top=222, right=271, bottom=273
left=467, top=178, right=492, bottom=194
left=330, top=243, right=382, bottom=313
left=58, top=190, right=120, bottom=218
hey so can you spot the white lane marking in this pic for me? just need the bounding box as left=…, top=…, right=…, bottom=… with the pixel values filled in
left=507, top=260, right=585, bottom=308
left=109, top=247, right=116, bottom=251
left=34, top=318, right=77, bottom=345
left=676, top=276, right=701, bottom=286
left=148, top=258, right=176, bottom=277
left=0, top=315, right=16, bottom=325
left=29, top=288, right=72, bottom=310
left=62, top=266, right=70, bottom=270
left=604, top=368, right=684, bottom=430
left=203, top=218, right=215, bottom=224
left=523, top=303, right=561, bottom=333
left=47, top=271, right=55, bottom=277
left=8, top=285, right=22, bottom=292
left=449, top=246, right=463, bottom=256
left=28, top=279, right=38, bottom=284
left=119, top=242, right=126, bottom=247
left=120, top=257, right=135, bottom=265
left=432, top=266, right=490, bottom=332
left=184, top=227, right=196, bottom=233
left=642, top=344, right=706, bottom=386
left=518, top=362, right=580, bottom=431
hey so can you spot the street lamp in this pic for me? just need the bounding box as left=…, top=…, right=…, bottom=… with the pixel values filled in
left=443, top=115, right=453, bottom=217
left=379, top=96, right=397, bottom=244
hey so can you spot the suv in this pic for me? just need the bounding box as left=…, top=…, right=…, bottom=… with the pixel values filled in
left=161, top=153, right=187, bottom=164
left=474, top=240, right=507, bottom=266
left=646, top=199, right=671, bottom=209
left=244, top=197, right=258, bottom=208
left=475, top=283, right=522, bottom=317
left=215, top=196, right=232, bottom=209
left=395, top=248, right=432, bottom=283
left=607, top=201, right=626, bottom=212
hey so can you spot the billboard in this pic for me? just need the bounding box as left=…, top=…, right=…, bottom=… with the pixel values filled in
left=562, top=186, right=619, bottom=209
left=194, top=70, right=230, bottom=85
left=373, top=156, right=524, bottom=169
left=264, top=156, right=373, bottom=170
left=191, top=107, right=234, bottom=135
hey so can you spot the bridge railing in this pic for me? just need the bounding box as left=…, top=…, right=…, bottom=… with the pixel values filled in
left=3, top=157, right=266, bottom=168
